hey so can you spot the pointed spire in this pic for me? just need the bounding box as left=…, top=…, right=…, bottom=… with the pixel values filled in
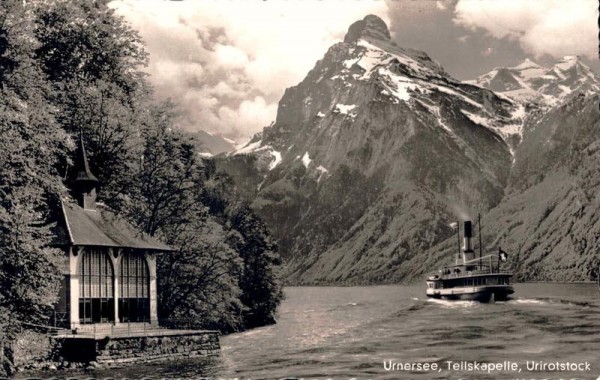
left=72, top=132, right=98, bottom=210
left=74, top=131, right=98, bottom=184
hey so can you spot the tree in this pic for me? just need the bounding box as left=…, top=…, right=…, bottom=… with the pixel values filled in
left=200, top=163, right=284, bottom=328
left=158, top=215, right=244, bottom=332
left=0, top=0, right=68, bottom=375
left=126, top=104, right=246, bottom=331
left=228, top=204, right=284, bottom=328
left=0, top=2, right=284, bottom=373
left=33, top=0, right=150, bottom=207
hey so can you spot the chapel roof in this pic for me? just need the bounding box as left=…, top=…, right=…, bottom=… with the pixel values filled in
left=58, top=201, right=173, bottom=251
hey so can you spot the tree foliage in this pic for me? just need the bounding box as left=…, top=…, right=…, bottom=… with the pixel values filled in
left=0, top=0, right=68, bottom=374
left=228, top=204, right=283, bottom=327
left=200, top=167, right=284, bottom=328
left=33, top=0, right=149, bottom=205
left=0, top=0, right=283, bottom=374
left=128, top=105, right=282, bottom=332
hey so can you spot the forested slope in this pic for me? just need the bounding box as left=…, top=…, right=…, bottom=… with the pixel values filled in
left=0, top=1, right=282, bottom=375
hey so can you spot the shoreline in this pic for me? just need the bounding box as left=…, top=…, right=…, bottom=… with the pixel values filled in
left=283, top=281, right=598, bottom=287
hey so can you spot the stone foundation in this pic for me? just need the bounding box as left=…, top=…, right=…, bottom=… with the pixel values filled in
left=12, top=331, right=53, bottom=369
left=53, top=330, right=220, bottom=365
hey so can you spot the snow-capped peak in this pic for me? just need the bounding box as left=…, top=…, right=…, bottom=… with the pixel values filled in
left=468, top=55, right=599, bottom=106
left=555, top=55, right=580, bottom=69
left=513, top=58, right=543, bottom=70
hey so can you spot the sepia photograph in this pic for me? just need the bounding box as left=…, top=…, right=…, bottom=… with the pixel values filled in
left=0, top=0, right=599, bottom=379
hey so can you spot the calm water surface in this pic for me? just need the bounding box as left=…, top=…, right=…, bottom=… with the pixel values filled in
left=25, top=284, right=600, bottom=379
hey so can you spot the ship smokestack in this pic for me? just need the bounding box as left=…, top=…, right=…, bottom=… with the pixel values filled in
left=463, top=221, right=473, bottom=252
left=462, top=221, right=474, bottom=262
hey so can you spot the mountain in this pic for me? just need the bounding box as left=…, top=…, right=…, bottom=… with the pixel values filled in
left=215, top=15, right=600, bottom=285
left=188, top=130, right=236, bottom=156
left=401, top=93, right=600, bottom=283
left=217, top=15, right=527, bottom=284
left=485, top=93, right=600, bottom=281
left=467, top=56, right=600, bottom=106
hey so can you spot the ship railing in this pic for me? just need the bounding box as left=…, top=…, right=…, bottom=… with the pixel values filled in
left=439, top=263, right=491, bottom=273
left=438, top=264, right=511, bottom=277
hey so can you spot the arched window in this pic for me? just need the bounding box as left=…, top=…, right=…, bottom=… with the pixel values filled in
left=119, top=252, right=150, bottom=323
left=78, top=249, right=114, bottom=324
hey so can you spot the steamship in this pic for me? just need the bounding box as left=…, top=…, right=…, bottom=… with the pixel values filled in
left=426, top=219, right=514, bottom=302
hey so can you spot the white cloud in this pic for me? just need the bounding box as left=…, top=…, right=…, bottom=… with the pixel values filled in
left=217, top=97, right=278, bottom=138
left=110, top=0, right=389, bottom=141
left=214, top=44, right=250, bottom=68
left=454, top=0, right=597, bottom=59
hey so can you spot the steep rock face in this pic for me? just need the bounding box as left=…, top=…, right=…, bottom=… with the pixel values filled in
left=218, top=15, right=518, bottom=284
left=344, top=14, right=391, bottom=43
left=487, top=94, right=600, bottom=281
left=401, top=94, right=600, bottom=283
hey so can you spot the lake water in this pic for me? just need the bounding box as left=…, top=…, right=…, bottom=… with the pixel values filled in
left=23, top=284, right=600, bottom=379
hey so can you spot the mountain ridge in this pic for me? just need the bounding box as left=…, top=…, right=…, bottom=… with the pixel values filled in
left=467, top=55, right=599, bottom=106
left=215, top=15, right=600, bottom=285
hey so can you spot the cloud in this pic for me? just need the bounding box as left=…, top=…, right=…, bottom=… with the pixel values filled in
left=453, top=0, right=597, bottom=60
left=110, top=0, right=389, bottom=142
left=218, top=97, right=278, bottom=137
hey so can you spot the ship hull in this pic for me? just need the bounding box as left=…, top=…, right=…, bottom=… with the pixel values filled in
left=426, top=285, right=514, bottom=302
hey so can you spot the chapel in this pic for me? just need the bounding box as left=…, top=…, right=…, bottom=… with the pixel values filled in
left=53, top=136, right=171, bottom=330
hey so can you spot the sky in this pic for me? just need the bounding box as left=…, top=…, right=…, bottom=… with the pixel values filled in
left=111, top=0, right=599, bottom=143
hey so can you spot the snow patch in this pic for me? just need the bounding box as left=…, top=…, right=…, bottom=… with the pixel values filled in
left=343, top=57, right=360, bottom=69
left=511, top=103, right=526, bottom=120
left=232, top=141, right=286, bottom=171
left=513, top=59, right=546, bottom=79
left=462, top=109, right=523, bottom=143
left=436, top=87, right=482, bottom=108
left=461, top=110, right=493, bottom=129
left=302, top=152, right=312, bottom=168
left=378, top=68, right=417, bottom=101
left=269, top=150, right=282, bottom=170
left=355, top=39, right=438, bottom=81
left=316, top=166, right=328, bottom=174
left=500, top=123, right=523, bottom=137
left=554, top=56, right=579, bottom=72
left=335, top=104, right=357, bottom=115
left=317, top=111, right=326, bottom=117
left=234, top=140, right=263, bottom=155
left=418, top=101, right=452, bottom=133
left=316, top=165, right=329, bottom=183
left=558, top=84, right=572, bottom=96
left=198, top=152, right=213, bottom=158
